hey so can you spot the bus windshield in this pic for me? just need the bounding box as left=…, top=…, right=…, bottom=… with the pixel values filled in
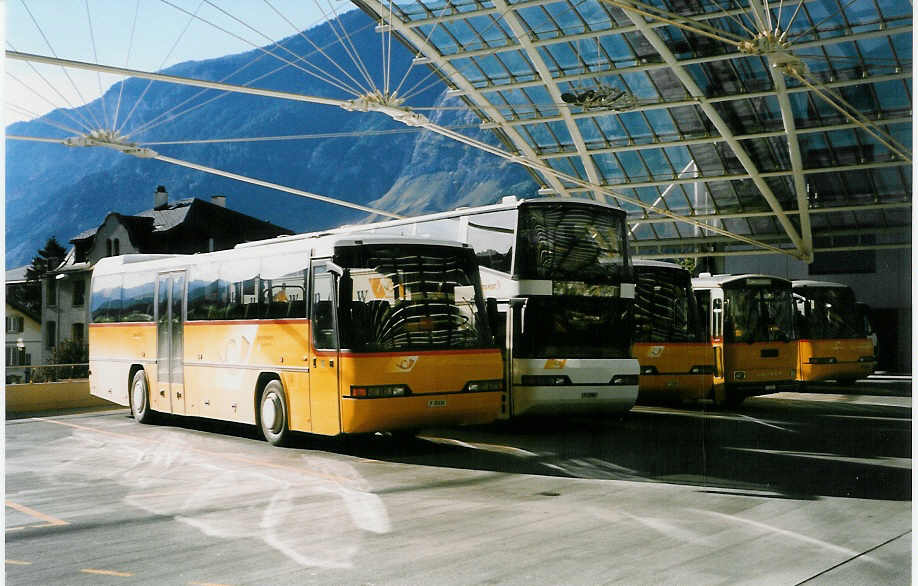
left=514, top=202, right=629, bottom=284
left=514, top=296, right=633, bottom=359
left=335, top=244, right=493, bottom=352
left=634, top=266, right=703, bottom=343
left=795, top=286, right=864, bottom=339
left=724, top=280, right=794, bottom=343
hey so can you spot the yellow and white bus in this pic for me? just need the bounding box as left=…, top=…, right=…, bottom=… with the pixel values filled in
left=299, top=196, right=639, bottom=417
left=692, top=274, right=798, bottom=406
left=89, top=234, right=504, bottom=444
left=792, top=280, right=876, bottom=384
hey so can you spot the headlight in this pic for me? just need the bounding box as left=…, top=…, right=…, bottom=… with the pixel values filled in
left=350, top=384, right=410, bottom=398
left=464, top=379, right=504, bottom=392
left=734, top=371, right=746, bottom=380
left=521, top=375, right=571, bottom=386
left=689, top=365, right=715, bottom=374
left=610, top=375, right=638, bottom=386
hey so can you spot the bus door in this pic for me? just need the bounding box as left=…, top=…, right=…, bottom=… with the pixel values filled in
left=710, top=289, right=726, bottom=389
left=505, top=297, right=527, bottom=416
left=309, top=263, right=342, bottom=435
left=156, top=271, right=186, bottom=415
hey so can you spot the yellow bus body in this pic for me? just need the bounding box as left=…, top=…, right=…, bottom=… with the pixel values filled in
left=91, top=319, right=503, bottom=435
left=724, top=340, right=796, bottom=392
left=796, top=338, right=876, bottom=383
left=632, top=342, right=713, bottom=402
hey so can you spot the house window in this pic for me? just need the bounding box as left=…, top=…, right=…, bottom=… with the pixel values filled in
left=6, top=346, right=29, bottom=367
left=113, top=238, right=120, bottom=256
left=46, top=321, right=56, bottom=349
left=73, top=279, right=86, bottom=306
left=47, top=279, right=57, bottom=307
left=72, top=323, right=85, bottom=344
left=6, top=316, right=24, bottom=333
left=106, top=239, right=113, bottom=257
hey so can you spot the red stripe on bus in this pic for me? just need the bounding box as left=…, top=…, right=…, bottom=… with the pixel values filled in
left=185, top=319, right=308, bottom=326
left=313, top=348, right=502, bottom=358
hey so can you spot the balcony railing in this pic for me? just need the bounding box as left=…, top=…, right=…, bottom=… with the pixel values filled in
left=6, top=363, right=88, bottom=384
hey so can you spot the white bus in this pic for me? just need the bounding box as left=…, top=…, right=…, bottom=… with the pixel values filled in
left=260, top=196, right=640, bottom=417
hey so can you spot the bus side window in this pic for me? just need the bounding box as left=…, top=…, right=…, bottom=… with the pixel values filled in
left=312, top=272, right=337, bottom=350
left=694, top=291, right=710, bottom=340
left=712, top=298, right=723, bottom=339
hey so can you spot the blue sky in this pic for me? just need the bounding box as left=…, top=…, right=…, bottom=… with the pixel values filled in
left=6, top=0, right=346, bottom=124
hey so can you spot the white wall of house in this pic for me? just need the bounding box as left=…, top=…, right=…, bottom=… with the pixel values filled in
left=88, top=219, right=138, bottom=265
left=6, top=304, right=42, bottom=382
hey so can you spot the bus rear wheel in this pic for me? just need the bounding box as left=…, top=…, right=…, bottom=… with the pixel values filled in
left=259, top=380, right=290, bottom=447
left=130, top=369, right=156, bottom=424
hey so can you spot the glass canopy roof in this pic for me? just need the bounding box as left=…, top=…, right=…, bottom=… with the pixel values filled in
left=353, top=0, right=912, bottom=260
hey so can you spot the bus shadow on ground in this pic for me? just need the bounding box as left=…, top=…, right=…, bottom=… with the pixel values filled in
left=146, top=389, right=910, bottom=502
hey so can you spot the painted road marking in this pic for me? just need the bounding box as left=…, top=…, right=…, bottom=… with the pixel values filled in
left=6, top=501, right=70, bottom=531
left=81, top=568, right=133, bottom=577
left=5, top=560, right=32, bottom=565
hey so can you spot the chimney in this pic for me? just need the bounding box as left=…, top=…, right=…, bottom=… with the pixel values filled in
left=210, top=195, right=227, bottom=208
left=154, top=185, right=168, bottom=209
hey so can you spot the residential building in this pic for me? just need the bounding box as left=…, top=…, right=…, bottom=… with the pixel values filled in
left=41, top=186, right=293, bottom=361
left=6, top=266, right=42, bottom=383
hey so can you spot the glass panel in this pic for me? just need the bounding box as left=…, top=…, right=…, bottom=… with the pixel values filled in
left=312, top=272, right=338, bottom=350
left=122, top=273, right=155, bottom=322
left=171, top=275, right=184, bottom=384
left=334, top=243, right=491, bottom=352
left=514, top=296, right=632, bottom=358
left=723, top=279, right=794, bottom=343
left=90, top=274, right=122, bottom=323
left=515, top=201, right=630, bottom=283
left=157, top=277, right=170, bottom=383
left=467, top=209, right=517, bottom=273
left=633, top=264, right=702, bottom=342
left=794, top=285, right=864, bottom=339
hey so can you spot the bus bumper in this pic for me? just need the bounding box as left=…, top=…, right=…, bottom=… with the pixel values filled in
left=340, top=390, right=503, bottom=434
left=798, top=361, right=876, bottom=383
left=511, top=384, right=638, bottom=416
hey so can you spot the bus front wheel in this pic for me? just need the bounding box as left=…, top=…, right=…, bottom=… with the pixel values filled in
left=259, top=380, right=290, bottom=447
left=130, top=370, right=156, bottom=424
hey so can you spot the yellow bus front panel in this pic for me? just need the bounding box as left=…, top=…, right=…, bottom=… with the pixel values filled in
left=796, top=338, right=876, bottom=383
left=633, top=342, right=714, bottom=403
left=336, top=349, right=504, bottom=434
left=724, top=342, right=797, bottom=394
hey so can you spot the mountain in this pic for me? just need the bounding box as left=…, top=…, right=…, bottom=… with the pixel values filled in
left=5, top=9, right=537, bottom=268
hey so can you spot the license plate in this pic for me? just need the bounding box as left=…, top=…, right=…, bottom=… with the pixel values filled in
left=427, top=400, right=447, bottom=408
left=765, top=384, right=776, bottom=391
left=581, top=392, right=597, bottom=399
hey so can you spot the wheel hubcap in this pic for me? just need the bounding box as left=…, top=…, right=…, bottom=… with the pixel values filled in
left=132, top=381, right=144, bottom=413
left=262, top=394, right=279, bottom=432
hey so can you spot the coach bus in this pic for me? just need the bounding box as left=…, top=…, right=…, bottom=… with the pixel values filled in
left=792, top=280, right=876, bottom=384
left=266, top=196, right=640, bottom=417
left=691, top=274, right=797, bottom=406
left=88, top=234, right=504, bottom=445
left=631, top=261, right=711, bottom=404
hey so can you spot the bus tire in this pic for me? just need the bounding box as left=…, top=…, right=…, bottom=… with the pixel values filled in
left=259, top=380, right=290, bottom=447
left=130, top=369, right=156, bottom=424
left=837, top=378, right=858, bottom=386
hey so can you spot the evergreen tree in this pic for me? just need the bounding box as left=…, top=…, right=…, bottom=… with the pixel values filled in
left=25, top=237, right=66, bottom=281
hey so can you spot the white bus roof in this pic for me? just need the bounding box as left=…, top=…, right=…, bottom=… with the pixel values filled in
left=691, top=273, right=792, bottom=288
left=91, top=234, right=470, bottom=277
left=235, top=195, right=624, bottom=250
left=632, top=259, right=685, bottom=270
left=792, top=279, right=849, bottom=289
